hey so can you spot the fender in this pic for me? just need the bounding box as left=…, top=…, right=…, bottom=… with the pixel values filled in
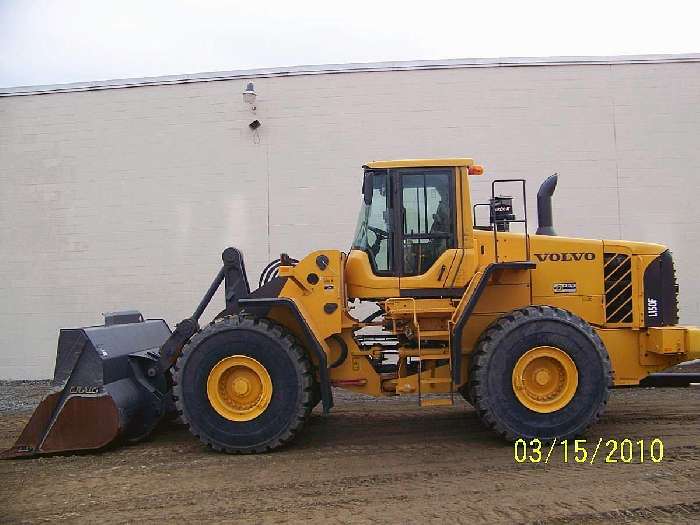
left=238, top=297, right=334, bottom=414
left=451, top=261, right=536, bottom=384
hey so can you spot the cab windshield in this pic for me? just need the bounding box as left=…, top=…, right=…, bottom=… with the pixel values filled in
left=352, top=170, right=392, bottom=273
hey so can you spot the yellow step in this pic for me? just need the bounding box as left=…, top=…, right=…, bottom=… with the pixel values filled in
left=420, top=398, right=454, bottom=407
left=416, top=354, right=450, bottom=360
left=420, top=377, right=452, bottom=385
left=416, top=331, right=450, bottom=338
left=401, top=350, right=449, bottom=358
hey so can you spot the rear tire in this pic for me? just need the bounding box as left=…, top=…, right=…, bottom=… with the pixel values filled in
left=469, top=306, right=612, bottom=442
left=173, top=315, right=313, bottom=453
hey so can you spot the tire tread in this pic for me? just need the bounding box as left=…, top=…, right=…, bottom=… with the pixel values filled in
left=468, top=306, right=613, bottom=441
left=172, top=314, right=314, bottom=454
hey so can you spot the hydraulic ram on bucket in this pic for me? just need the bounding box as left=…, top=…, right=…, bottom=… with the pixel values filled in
left=1, top=247, right=250, bottom=459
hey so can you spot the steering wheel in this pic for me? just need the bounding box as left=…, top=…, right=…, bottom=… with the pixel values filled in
left=366, top=226, right=389, bottom=257
left=367, top=226, right=389, bottom=240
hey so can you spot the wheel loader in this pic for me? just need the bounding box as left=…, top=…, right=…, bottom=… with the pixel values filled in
left=4, top=158, right=700, bottom=458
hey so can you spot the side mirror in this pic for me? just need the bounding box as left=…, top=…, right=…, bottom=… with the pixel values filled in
left=362, top=171, right=374, bottom=205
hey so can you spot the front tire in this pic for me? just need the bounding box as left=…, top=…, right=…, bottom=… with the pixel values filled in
left=469, top=306, right=612, bottom=441
left=173, top=315, right=313, bottom=453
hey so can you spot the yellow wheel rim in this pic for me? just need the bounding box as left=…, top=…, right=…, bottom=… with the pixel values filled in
left=512, top=346, right=578, bottom=413
left=207, top=355, right=273, bottom=422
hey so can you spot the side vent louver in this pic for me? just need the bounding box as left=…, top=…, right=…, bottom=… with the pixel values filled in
left=604, top=253, right=633, bottom=323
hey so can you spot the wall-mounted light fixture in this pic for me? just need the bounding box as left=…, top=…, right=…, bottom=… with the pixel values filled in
left=242, top=82, right=257, bottom=111
left=243, top=81, right=261, bottom=142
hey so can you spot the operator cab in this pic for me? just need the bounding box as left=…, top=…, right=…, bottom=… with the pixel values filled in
left=352, top=167, right=455, bottom=276
left=347, top=159, right=481, bottom=299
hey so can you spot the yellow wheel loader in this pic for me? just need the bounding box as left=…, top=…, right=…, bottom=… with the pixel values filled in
left=4, top=158, right=700, bottom=458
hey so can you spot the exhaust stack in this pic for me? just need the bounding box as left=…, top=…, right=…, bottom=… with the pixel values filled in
left=536, top=174, right=558, bottom=236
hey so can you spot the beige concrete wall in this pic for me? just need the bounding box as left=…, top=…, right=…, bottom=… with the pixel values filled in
left=1, top=60, right=699, bottom=378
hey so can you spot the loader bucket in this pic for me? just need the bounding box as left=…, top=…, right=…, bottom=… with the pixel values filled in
left=1, top=311, right=172, bottom=459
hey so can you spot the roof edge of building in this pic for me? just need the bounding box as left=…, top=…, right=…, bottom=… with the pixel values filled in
left=2, top=53, right=699, bottom=97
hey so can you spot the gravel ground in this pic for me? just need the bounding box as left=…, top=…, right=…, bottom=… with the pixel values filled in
left=0, top=380, right=52, bottom=413
left=1, top=384, right=699, bottom=524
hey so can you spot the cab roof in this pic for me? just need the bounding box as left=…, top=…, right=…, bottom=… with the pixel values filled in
left=364, top=158, right=474, bottom=169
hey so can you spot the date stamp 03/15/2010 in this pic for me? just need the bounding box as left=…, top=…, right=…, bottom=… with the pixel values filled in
left=514, top=438, right=665, bottom=464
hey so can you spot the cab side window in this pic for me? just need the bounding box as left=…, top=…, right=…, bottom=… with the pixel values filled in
left=400, top=169, right=454, bottom=275
left=366, top=173, right=392, bottom=272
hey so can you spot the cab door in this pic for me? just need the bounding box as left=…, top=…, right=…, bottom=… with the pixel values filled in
left=345, top=169, right=401, bottom=299
left=395, top=167, right=464, bottom=297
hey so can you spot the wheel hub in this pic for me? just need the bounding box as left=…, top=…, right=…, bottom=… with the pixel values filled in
left=207, top=355, right=273, bottom=421
left=512, top=346, right=578, bottom=413
left=534, top=368, right=551, bottom=386
left=233, top=377, right=251, bottom=396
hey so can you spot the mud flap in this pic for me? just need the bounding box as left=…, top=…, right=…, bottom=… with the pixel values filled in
left=1, top=312, right=172, bottom=459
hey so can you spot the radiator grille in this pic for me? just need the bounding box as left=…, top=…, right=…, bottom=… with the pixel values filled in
left=604, top=253, right=633, bottom=323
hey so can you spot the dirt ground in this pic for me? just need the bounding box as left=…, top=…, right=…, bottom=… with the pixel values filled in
left=0, top=384, right=699, bottom=524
